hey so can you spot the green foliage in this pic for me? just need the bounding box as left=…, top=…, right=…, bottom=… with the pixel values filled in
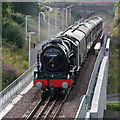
left=113, top=1, right=120, bottom=11
left=107, top=4, right=120, bottom=94
left=11, top=12, right=25, bottom=27
left=71, top=11, right=81, bottom=23
left=0, top=36, right=2, bottom=47
left=2, top=2, right=12, bottom=18
left=108, top=42, right=119, bottom=93
left=2, top=66, right=18, bottom=89
left=40, top=7, right=46, bottom=12
left=2, top=3, right=26, bottom=48
left=21, top=61, right=29, bottom=70
left=2, top=45, right=29, bottom=74
left=3, top=21, right=25, bottom=48
left=11, top=2, right=40, bottom=17
left=2, top=45, right=29, bottom=90
left=112, top=18, right=120, bottom=27
left=107, top=103, right=120, bottom=111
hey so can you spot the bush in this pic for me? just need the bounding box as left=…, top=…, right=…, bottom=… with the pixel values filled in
left=2, top=63, right=19, bottom=89
left=3, top=20, right=25, bottom=48
left=11, top=12, right=25, bottom=27
left=21, top=60, right=29, bottom=70
left=11, top=2, right=39, bottom=17
left=112, top=18, right=120, bottom=27
left=107, top=103, right=120, bottom=111
left=40, top=7, right=46, bottom=12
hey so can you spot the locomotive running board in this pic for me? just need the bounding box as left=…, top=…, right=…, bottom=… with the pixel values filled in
left=77, top=66, right=81, bottom=72
left=70, top=66, right=77, bottom=73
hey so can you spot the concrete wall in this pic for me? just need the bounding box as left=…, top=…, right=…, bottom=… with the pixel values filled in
left=89, top=56, right=108, bottom=118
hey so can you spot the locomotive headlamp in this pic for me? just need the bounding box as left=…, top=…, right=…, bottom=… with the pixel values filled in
left=67, top=74, right=70, bottom=79
left=36, top=82, right=42, bottom=89
left=51, top=75, right=54, bottom=78
left=62, top=82, right=68, bottom=89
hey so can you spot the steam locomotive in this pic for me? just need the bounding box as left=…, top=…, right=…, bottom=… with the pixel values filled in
left=33, top=16, right=102, bottom=97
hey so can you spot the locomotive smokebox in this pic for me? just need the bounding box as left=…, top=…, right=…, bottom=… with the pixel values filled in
left=40, top=38, right=70, bottom=72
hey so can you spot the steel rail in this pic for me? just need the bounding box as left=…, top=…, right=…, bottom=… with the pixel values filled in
left=26, top=99, right=42, bottom=120
left=44, top=99, right=57, bottom=120
left=35, top=97, right=51, bottom=120
left=52, top=86, right=73, bottom=119
left=26, top=97, right=50, bottom=120
left=26, top=87, right=73, bottom=120
left=41, top=87, right=72, bottom=119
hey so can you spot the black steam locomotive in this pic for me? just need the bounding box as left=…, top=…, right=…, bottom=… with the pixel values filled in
left=34, top=16, right=102, bottom=97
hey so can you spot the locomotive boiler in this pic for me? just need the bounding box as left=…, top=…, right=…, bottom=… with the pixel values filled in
left=33, top=16, right=102, bottom=97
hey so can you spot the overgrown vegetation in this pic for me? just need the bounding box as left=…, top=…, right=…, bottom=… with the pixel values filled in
left=90, top=3, right=120, bottom=94
left=107, top=1, right=120, bottom=94
left=2, top=2, right=42, bottom=90
left=107, top=102, right=120, bottom=111
left=2, top=45, right=29, bottom=88
left=2, top=2, right=78, bottom=90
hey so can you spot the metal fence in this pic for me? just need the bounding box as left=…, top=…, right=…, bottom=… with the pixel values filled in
left=0, top=63, right=37, bottom=112
left=75, top=34, right=108, bottom=119
left=75, top=45, right=104, bottom=119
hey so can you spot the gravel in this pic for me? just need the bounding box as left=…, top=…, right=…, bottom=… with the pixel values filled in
left=58, top=54, right=96, bottom=118
left=3, top=87, right=41, bottom=119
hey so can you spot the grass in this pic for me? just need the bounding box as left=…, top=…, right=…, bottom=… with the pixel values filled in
left=91, top=11, right=120, bottom=94
left=2, top=45, right=29, bottom=74
left=107, top=38, right=120, bottom=93
left=107, top=102, right=120, bottom=111
left=107, top=5, right=120, bottom=94
left=2, top=45, right=29, bottom=89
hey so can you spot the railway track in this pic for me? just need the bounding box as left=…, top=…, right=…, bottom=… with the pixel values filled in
left=26, top=87, right=72, bottom=120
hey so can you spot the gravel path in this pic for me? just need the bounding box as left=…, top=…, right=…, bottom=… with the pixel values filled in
left=3, top=87, right=41, bottom=119
left=58, top=54, right=96, bottom=118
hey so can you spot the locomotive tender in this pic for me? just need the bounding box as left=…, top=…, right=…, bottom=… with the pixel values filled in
left=34, top=16, right=102, bottom=97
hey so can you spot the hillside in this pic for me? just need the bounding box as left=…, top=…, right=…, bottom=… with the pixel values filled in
left=2, top=2, right=79, bottom=90
left=107, top=1, right=120, bottom=93
left=89, top=2, right=120, bottom=94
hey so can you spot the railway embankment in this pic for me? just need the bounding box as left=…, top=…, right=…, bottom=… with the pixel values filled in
left=1, top=2, right=118, bottom=119
left=2, top=49, right=97, bottom=119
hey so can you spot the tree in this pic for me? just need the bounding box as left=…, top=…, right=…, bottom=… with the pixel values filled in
left=2, top=2, right=25, bottom=48
left=2, top=2, right=12, bottom=18
left=113, top=1, right=120, bottom=11
left=11, top=2, right=40, bottom=17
